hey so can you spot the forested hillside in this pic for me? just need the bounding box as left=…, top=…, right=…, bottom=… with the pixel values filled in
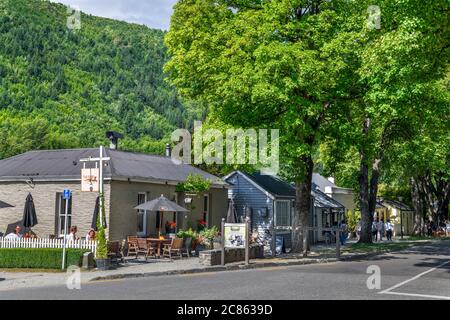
left=0, top=0, right=202, bottom=159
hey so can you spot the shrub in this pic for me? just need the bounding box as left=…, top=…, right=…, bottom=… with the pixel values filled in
left=199, top=226, right=220, bottom=249
left=176, top=228, right=198, bottom=241
left=0, top=248, right=89, bottom=269
left=175, top=174, right=211, bottom=193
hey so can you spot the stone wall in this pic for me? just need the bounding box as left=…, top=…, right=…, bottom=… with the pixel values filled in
left=0, top=181, right=110, bottom=239
left=199, top=245, right=265, bottom=266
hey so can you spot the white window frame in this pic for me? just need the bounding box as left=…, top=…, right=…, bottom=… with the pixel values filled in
left=56, top=193, right=72, bottom=238
left=274, top=200, right=291, bottom=227
left=137, top=192, right=148, bottom=237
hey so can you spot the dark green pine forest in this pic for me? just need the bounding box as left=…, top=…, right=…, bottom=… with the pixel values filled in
left=0, top=0, right=204, bottom=159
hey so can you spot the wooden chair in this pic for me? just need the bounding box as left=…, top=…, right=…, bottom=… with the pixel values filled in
left=136, top=237, right=157, bottom=260
left=127, top=236, right=138, bottom=259
left=162, top=238, right=188, bottom=260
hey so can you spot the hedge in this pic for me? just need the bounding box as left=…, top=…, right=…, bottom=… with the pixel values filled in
left=0, top=248, right=90, bottom=269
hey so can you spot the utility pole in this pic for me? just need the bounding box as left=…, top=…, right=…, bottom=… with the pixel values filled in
left=80, top=146, right=110, bottom=229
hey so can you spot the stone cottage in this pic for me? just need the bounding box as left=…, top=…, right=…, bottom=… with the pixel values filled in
left=0, top=147, right=228, bottom=240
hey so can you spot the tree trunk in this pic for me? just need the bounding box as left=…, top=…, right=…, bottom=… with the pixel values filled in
left=291, top=154, right=314, bottom=253
left=368, top=158, right=381, bottom=219
left=411, top=177, right=425, bottom=235
left=358, top=117, right=372, bottom=243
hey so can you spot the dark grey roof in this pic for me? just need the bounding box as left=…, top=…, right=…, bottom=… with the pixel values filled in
left=0, top=148, right=226, bottom=187
left=312, top=187, right=345, bottom=209
left=247, top=172, right=296, bottom=198
left=226, top=171, right=345, bottom=209
left=381, top=199, right=413, bottom=211
left=376, top=201, right=386, bottom=209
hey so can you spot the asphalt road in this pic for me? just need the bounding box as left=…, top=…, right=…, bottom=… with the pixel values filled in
left=1, top=241, right=449, bottom=300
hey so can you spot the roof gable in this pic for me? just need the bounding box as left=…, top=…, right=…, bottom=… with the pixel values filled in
left=225, top=171, right=345, bottom=209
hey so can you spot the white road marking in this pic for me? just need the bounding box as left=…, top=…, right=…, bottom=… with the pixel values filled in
left=381, top=291, right=450, bottom=300
left=379, top=260, right=450, bottom=299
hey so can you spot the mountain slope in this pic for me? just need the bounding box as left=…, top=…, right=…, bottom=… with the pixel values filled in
left=0, top=0, right=201, bottom=159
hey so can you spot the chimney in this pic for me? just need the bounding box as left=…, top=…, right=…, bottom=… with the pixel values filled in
left=165, top=143, right=171, bottom=157
left=106, top=131, right=124, bottom=150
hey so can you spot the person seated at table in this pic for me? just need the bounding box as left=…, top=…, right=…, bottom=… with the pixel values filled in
left=66, top=226, right=79, bottom=241
left=5, top=225, right=21, bottom=240
left=85, top=229, right=96, bottom=241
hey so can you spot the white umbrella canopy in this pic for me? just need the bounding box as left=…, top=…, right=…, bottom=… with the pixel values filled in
left=134, top=195, right=189, bottom=237
left=134, top=195, right=189, bottom=212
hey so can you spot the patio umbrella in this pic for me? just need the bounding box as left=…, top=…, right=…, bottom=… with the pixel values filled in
left=0, top=200, right=14, bottom=209
left=91, top=196, right=107, bottom=231
left=134, top=195, right=189, bottom=237
left=22, top=193, right=38, bottom=231
left=226, top=198, right=238, bottom=223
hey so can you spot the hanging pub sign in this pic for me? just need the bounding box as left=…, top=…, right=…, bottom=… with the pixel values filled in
left=223, top=223, right=247, bottom=248
left=81, top=168, right=99, bottom=192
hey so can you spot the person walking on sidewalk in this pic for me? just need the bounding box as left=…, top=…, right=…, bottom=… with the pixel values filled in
left=356, top=219, right=362, bottom=241
left=377, top=219, right=385, bottom=241
left=372, top=219, right=378, bottom=241
left=385, top=219, right=394, bottom=241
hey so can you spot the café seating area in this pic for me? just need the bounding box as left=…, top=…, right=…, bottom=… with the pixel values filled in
left=125, top=235, right=191, bottom=261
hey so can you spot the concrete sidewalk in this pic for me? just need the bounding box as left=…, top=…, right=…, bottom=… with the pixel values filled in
left=0, top=238, right=442, bottom=291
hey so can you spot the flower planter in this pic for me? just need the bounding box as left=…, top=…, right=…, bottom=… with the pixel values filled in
left=95, top=258, right=111, bottom=271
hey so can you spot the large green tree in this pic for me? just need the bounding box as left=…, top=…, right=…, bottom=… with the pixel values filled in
left=165, top=0, right=369, bottom=251
left=318, top=0, right=449, bottom=242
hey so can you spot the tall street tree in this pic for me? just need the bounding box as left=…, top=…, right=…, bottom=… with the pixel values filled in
left=164, top=0, right=368, bottom=252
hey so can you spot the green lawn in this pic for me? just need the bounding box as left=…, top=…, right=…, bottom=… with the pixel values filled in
left=342, top=241, right=432, bottom=254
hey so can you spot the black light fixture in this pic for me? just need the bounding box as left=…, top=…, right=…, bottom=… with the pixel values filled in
left=106, top=131, right=124, bottom=150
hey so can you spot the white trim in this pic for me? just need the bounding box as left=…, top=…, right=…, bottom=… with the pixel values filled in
left=0, top=237, right=97, bottom=255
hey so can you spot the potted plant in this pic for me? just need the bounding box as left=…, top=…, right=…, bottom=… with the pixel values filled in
left=197, top=219, right=207, bottom=232
left=95, top=225, right=110, bottom=270
left=165, top=220, right=177, bottom=234
left=177, top=228, right=198, bottom=255
left=199, top=226, right=219, bottom=250
left=94, top=194, right=110, bottom=270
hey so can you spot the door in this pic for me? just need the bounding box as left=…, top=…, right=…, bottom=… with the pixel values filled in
left=137, top=192, right=147, bottom=237
left=203, top=194, right=210, bottom=227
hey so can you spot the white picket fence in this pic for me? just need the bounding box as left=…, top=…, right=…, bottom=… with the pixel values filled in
left=0, top=237, right=97, bottom=255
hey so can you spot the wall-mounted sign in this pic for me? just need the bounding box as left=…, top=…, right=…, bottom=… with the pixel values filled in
left=63, top=189, right=71, bottom=200
left=81, top=168, right=99, bottom=192
left=224, top=223, right=247, bottom=248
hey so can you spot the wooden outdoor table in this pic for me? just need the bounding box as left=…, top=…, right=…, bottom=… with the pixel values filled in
left=146, top=238, right=172, bottom=257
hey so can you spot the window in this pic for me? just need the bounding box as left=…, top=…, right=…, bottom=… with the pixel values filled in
left=137, top=192, right=147, bottom=236
left=275, top=200, right=291, bottom=227
left=55, top=193, right=72, bottom=237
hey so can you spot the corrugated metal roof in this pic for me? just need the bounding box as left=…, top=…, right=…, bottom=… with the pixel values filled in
left=227, top=171, right=345, bottom=209
left=381, top=199, right=413, bottom=211
left=0, top=148, right=226, bottom=186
